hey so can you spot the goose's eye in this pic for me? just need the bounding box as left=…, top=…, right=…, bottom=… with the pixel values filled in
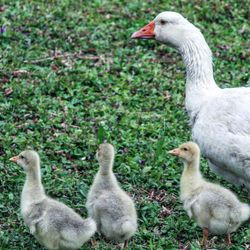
left=183, top=148, right=188, bottom=151
left=20, top=155, right=25, bottom=159
left=160, top=20, right=167, bottom=25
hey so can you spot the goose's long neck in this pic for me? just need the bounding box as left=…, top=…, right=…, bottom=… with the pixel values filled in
left=179, top=35, right=220, bottom=119
left=23, top=164, right=45, bottom=203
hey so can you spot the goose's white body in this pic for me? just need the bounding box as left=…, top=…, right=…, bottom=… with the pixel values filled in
left=180, top=33, right=250, bottom=190
left=191, top=87, right=250, bottom=189
left=132, top=11, right=250, bottom=189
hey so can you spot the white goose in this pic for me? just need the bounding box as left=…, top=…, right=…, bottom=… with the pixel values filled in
left=132, top=11, right=250, bottom=190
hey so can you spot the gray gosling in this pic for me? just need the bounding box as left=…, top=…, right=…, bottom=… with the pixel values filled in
left=86, top=143, right=137, bottom=248
left=10, top=150, right=96, bottom=250
left=169, top=142, right=250, bottom=247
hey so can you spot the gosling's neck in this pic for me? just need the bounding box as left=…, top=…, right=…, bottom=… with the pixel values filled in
left=94, top=158, right=118, bottom=189
left=179, top=34, right=220, bottom=120
left=180, top=157, right=203, bottom=199
left=182, top=159, right=202, bottom=179
left=23, top=163, right=45, bottom=201
left=99, top=159, right=113, bottom=176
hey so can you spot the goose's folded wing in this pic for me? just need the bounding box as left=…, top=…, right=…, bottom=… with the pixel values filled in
left=192, top=90, right=250, bottom=186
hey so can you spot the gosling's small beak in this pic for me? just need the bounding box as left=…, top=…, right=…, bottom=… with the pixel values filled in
left=168, top=148, right=180, bottom=156
left=9, top=156, right=19, bottom=162
left=131, top=21, right=155, bottom=39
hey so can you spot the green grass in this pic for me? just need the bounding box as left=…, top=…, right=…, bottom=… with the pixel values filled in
left=0, top=0, right=249, bottom=249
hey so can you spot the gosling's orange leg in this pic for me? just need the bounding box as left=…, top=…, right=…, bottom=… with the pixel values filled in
left=91, top=238, right=97, bottom=248
left=201, top=228, right=209, bottom=247
left=226, top=233, right=232, bottom=245
left=119, top=240, right=128, bottom=249
left=123, top=240, right=128, bottom=248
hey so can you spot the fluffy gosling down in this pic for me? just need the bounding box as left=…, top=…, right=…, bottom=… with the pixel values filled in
left=169, top=142, right=250, bottom=246
left=10, top=150, right=96, bottom=250
left=86, top=143, right=137, bottom=247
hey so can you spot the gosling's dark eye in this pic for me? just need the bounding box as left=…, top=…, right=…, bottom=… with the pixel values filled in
left=20, top=155, right=25, bottom=159
left=183, top=148, right=188, bottom=151
left=160, top=20, right=167, bottom=25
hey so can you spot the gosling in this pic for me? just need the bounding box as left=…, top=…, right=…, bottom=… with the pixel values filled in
left=10, top=150, right=96, bottom=250
left=169, top=142, right=250, bottom=246
left=86, top=143, right=137, bottom=247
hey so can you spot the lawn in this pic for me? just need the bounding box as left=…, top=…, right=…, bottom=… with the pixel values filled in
left=0, top=0, right=249, bottom=249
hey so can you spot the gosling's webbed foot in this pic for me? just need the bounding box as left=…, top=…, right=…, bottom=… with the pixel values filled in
left=200, top=228, right=209, bottom=248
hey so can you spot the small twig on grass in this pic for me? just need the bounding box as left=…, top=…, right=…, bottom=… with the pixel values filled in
left=24, top=52, right=103, bottom=64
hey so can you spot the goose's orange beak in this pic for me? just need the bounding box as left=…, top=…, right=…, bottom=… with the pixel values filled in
left=131, top=21, right=155, bottom=39
left=9, top=156, right=18, bottom=162
left=168, top=148, right=180, bottom=156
